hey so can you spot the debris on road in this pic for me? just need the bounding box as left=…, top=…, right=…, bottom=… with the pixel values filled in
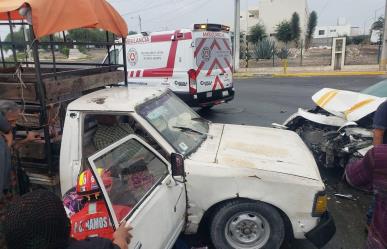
left=334, top=193, right=357, bottom=201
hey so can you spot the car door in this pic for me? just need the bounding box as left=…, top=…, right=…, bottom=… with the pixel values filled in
left=88, top=134, right=186, bottom=249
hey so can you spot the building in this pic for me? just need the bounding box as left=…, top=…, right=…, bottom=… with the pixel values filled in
left=240, top=0, right=309, bottom=39
left=314, top=18, right=360, bottom=39
left=313, top=25, right=352, bottom=39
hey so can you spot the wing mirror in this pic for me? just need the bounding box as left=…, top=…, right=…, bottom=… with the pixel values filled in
left=171, top=153, right=185, bottom=177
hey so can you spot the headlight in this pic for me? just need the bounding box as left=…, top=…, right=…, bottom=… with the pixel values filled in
left=312, top=191, right=328, bottom=217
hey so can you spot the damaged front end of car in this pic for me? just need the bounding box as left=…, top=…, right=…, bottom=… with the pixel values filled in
left=275, top=88, right=385, bottom=168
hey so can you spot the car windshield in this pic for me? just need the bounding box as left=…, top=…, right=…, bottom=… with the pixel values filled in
left=136, top=91, right=209, bottom=155
left=361, top=79, right=387, bottom=97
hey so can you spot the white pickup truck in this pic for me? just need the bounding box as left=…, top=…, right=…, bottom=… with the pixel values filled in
left=60, top=86, right=335, bottom=249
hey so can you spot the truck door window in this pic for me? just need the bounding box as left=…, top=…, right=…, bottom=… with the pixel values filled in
left=82, top=114, right=168, bottom=161
left=89, top=137, right=169, bottom=222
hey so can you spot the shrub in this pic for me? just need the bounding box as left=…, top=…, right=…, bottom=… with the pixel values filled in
left=253, top=38, right=276, bottom=60
left=277, top=47, right=290, bottom=60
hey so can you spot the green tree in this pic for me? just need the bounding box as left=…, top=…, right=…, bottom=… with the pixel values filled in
left=3, top=28, right=27, bottom=51
left=249, top=23, right=267, bottom=44
left=275, top=21, right=293, bottom=45
left=371, top=17, right=384, bottom=31
left=290, top=12, right=301, bottom=46
left=305, top=11, right=318, bottom=49
left=68, top=29, right=115, bottom=48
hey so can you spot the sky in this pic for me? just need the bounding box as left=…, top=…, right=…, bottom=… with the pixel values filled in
left=107, top=0, right=386, bottom=33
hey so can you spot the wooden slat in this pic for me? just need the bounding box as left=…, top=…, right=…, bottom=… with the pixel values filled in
left=0, top=70, right=124, bottom=103
left=44, top=70, right=124, bottom=102
left=0, top=82, right=37, bottom=101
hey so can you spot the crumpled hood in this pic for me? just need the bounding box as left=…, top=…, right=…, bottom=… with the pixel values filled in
left=312, top=88, right=386, bottom=122
left=191, top=124, right=321, bottom=180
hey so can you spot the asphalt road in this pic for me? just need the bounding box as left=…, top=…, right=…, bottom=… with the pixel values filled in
left=192, top=75, right=387, bottom=249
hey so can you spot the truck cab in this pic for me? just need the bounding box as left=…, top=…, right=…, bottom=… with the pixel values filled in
left=60, top=86, right=335, bottom=249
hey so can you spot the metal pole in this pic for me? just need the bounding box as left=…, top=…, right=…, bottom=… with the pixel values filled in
left=379, top=0, right=387, bottom=70
left=0, top=36, right=6, bottom=68
left=49, top=35, right=57, bottom=80
left=29, top=26, right=53, bottom=175
left=300, top=40, right=303, bottom=66
left=7, top=12, right=18, bottom=64
left=233, top=0, right=240, bottom=72
left=139, top=16, right=142, bottom=33
left=122, top=37, right=128, bottom=85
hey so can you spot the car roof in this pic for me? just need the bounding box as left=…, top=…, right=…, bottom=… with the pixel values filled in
left=67, top=86, right=165, bottom=112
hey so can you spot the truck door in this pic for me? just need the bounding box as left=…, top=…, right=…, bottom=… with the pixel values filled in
left=88, top=135, right=186, bottom=249
left=193, top=34, right=233, bottom=94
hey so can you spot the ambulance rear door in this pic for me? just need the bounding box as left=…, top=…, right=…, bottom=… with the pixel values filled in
left=192, top=27, right=233, bottom=95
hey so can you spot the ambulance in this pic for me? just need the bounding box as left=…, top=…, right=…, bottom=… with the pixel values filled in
left=106, top=24, right=235, bottom=108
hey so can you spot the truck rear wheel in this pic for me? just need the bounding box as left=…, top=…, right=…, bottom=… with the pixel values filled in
left=210, top=200, right=285, bottom=249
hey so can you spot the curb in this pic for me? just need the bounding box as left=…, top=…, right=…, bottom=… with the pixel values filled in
left=272, top=71, right=387, bottom=78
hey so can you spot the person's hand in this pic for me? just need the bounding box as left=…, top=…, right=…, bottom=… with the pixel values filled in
left=25, top=131, right=41, bottom=142
left=113, top=222, right=133, bottom=249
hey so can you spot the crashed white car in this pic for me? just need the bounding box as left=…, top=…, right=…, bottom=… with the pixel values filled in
left=281, top=79, right=387, bottom=168
left=60, top=87, right=335, bottom=249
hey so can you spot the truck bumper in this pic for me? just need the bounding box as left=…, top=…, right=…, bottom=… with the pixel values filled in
left=175, top=87, right=235, bottom=107
left=305, top=212, right=336, bottom=248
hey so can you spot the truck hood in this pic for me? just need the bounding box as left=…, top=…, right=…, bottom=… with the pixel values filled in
left=312, top=88, right=386, bottom=122
left=190, top=124, right=321, bottom=180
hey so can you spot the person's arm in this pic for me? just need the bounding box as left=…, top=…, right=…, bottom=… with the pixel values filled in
left=345, top=149, right=373, bottom=189
left=374, top=128, right=384, bottom=145
left=112, top=223, right=133, bottom=249
left=373, top=101, right=387, bottom=145
left=0, top=114, right=11, bottom=134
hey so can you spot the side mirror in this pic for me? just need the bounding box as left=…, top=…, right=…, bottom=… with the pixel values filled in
left=171, top=153, right=185, bottom=177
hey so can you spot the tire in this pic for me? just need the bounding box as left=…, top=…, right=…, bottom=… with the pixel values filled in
left=210, top=200, right=285, bottom=249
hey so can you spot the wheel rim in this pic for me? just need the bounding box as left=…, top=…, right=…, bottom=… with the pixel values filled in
left=224, top=212, right=270, bottom=248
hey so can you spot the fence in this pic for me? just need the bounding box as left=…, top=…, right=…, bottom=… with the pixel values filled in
left=240, top=36, right=381, bottom=68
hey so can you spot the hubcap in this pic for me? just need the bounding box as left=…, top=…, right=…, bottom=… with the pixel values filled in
left=225, top=212, right=270, bottom=248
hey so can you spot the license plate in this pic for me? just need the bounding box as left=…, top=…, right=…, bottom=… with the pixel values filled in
left=206, top=92, right=212, bottom=98
left=222, top=90, right=229, bottom=97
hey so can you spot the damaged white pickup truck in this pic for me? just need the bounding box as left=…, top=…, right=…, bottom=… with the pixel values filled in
left=60, top=87, right=335, bottom=249
left=281, top=80, right=387, bottom=169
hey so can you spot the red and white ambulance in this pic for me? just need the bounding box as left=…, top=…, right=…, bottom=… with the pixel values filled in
left=107, top=24, right=235, bottom=108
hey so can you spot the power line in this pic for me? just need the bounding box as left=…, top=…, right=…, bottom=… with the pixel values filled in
left=121, top=0, right=173, bottom=16
left=141, top=0, right=209, bottom=24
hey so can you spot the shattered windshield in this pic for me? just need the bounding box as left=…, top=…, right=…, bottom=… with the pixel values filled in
left=361, top=79, right=387, bottom=97
left=136, top=91, right=209, bottom=155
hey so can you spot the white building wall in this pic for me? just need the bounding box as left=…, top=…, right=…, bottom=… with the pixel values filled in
left=258, top=0, right=309, bottom=38
left=314, top=25, right=352, bottom=39
left=240, top=0, right=309, bottom=41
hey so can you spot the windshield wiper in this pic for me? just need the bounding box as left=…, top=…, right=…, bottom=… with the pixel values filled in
left=172, top=126, right=212, bottom=138
left=191, top=116, right=211, bottom=124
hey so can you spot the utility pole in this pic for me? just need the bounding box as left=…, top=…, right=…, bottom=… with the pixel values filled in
left=138, top=15, right=142, bottom=33
left=233, top=0, right=240, bottom=72
left=380, top=0, right=387, bottom=70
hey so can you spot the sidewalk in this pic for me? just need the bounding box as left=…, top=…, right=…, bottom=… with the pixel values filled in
left=235, top=65, right=387, bottom=78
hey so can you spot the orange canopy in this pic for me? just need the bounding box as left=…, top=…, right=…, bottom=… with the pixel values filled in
left=0, top=0, right=128, bottom=38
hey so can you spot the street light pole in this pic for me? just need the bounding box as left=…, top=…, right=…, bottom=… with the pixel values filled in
left=233, top=0, right=240, bottom=72
left=380, top=0, right=387, bottom=70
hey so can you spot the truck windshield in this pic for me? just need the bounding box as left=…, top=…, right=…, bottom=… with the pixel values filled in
left=137, top=91, right=209, bottom=155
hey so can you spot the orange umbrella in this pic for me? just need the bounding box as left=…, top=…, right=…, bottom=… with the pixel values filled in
left=0, top=0, right=128, bottom=38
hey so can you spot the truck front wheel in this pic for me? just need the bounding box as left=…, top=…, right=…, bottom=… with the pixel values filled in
left=210, top=200, right=285, bottom=249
